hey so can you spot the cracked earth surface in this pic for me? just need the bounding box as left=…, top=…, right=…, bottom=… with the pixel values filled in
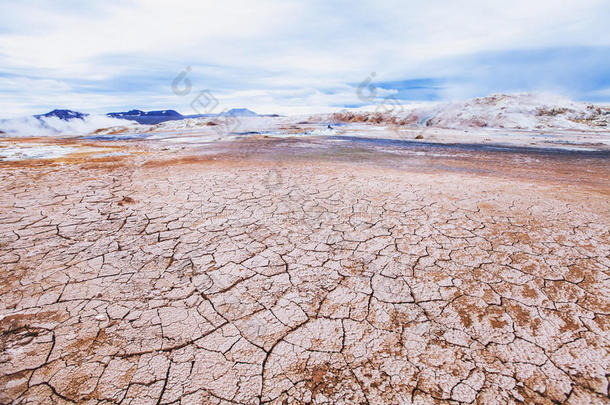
left=1, top=143, right=609, bottom=404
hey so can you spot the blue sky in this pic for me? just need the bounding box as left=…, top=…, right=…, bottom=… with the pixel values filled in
left=0, top=0, right=609, bottom=117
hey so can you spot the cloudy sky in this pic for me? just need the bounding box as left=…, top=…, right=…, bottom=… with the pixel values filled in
left=1, top=0, right=609, bottom=117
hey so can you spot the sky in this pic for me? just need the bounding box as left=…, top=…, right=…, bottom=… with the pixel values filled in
left=0, top=0, right=609, bottom=117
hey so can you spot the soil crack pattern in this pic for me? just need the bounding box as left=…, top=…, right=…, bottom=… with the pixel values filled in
left=0, top=155, right=609, bottom=404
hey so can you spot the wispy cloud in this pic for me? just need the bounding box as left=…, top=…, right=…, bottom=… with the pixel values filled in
left=1, top=0, right=609, bottom=117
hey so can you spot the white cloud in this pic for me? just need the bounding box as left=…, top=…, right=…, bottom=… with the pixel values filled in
left=0, top=0, right=609, bottom=116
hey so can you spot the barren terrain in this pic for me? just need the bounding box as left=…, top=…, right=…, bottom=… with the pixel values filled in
left=1, top=136, right=609, bottom=404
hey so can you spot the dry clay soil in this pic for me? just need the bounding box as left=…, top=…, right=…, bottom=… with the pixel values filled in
left=1, top=142, right=609, bottom=404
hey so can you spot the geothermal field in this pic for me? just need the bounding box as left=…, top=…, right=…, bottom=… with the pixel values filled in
left=1, top=98, right=609, bottom=404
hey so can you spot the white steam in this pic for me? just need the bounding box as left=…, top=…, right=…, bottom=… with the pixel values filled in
left=0, top=115, right=138, bottom=137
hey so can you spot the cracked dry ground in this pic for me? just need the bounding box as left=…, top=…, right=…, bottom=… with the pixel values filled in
left=0, top=149, right=609, bottom=404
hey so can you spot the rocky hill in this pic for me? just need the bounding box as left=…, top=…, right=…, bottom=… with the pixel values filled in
left=331, top=94, right=610, bottom=131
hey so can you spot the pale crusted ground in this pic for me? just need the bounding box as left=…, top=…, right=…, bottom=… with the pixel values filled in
left=0, top=139, right=609, bottom=404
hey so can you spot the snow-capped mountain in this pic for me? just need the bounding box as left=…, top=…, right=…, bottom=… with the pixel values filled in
left=220, top=108, right=258, bottom=117
left=331, top=94, right=610, bottom=131
left=3, top=96, right=608, bottom=138
left=107, top=109, right=148, bottom=117
left=107, top=109, right=184, bottom=124
left=422, top=94, right=609, bottom=130
left=34, top=109, right=88, bottom=121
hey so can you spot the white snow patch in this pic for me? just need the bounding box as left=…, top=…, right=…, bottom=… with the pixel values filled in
left=0, top=144, right=80, bottom=161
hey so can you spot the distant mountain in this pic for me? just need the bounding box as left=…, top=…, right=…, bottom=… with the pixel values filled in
left=330, top=94, right=610, bottom=131
left=419, top=94, right=610, bottom=130
left=147, top=110, right=183, bottom=117
left=25, top=108, right=261, bottom=127
left=220, top=108, right=258, bottom=117
left=34, top=109, right=88, bottom=121
left=107, top=109, right=184, bottom=124
left=107, top=109, right=148, bottom=117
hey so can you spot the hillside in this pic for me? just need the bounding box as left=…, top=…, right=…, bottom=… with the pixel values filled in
left=331, top=94, right=610, bottom=131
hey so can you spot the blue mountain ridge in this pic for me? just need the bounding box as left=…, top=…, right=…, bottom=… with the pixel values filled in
left=107, top=109, right=184, bottom=124
left=34, top=109, right=89, bottom=120
left=31, top=108, right=261, bottom=125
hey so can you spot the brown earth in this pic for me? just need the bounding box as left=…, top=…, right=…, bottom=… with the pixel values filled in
left=0, top=137, right=609, bottom=404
